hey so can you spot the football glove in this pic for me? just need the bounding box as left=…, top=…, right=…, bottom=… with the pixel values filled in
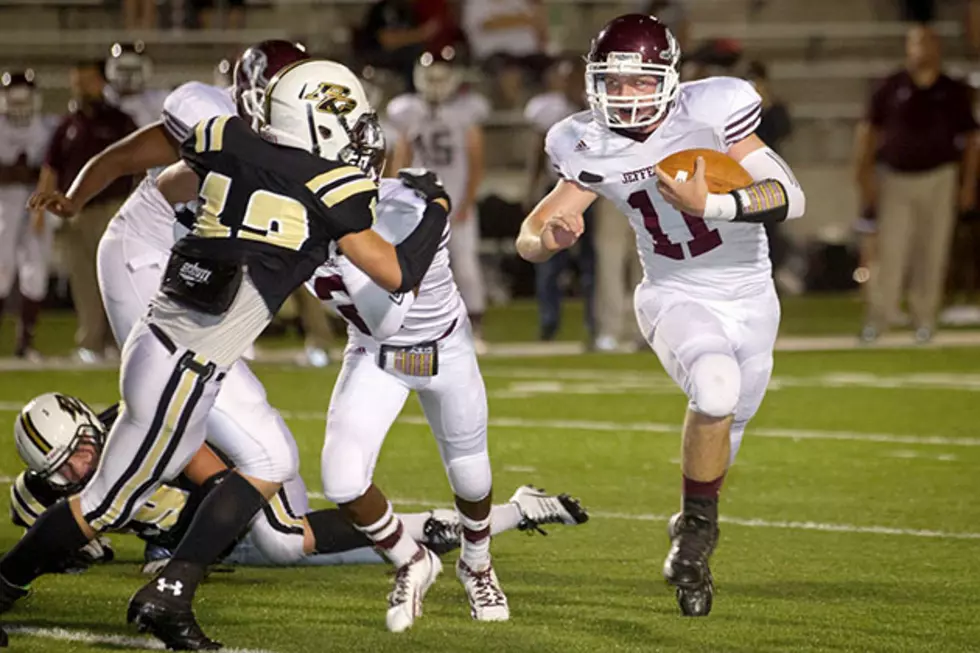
left=397, top=168, right=452, bottom=210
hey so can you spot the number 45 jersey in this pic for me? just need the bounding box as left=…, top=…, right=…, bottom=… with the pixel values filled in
left=547, top=76, right=772, bottom=300
left=176, top=115, right=376, bottom=315
left=386, top=92, right=489, bottom=219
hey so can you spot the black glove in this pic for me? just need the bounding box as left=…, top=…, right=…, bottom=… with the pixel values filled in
left=397, top=168, right=452, bottom=210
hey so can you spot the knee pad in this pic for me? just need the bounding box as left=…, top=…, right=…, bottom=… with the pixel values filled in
left=321, top=438, right=372, bottom=505
left=243, top=513, right=306, bottom=565
left=207, top=405, right=299, bottom=484
left=445, top=452, right=492, bottom=502
left=689, top=353, right=741, bottom=418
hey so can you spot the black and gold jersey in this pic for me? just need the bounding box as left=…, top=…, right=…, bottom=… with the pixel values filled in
left=9, top=470, right=195, bottom=547
left=176, top=115, right=377, bottom=313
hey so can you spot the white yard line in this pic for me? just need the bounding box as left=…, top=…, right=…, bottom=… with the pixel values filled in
left=380, top=496, right=980, bottom=540
left=3, top=626, right=280, bottom=653
left=0, top=477, right=973, bottom=547
left=0, top=329, right=979, bottom=372
left=0, top=401, right=974, bottom=447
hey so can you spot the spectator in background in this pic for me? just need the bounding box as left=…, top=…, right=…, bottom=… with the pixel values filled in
left=635, top=0, right=689, bottom=50
left=901, top=0, right=935, bottom=23
left=524, top=57, right=595, bottom=343
left=33, top=60, right=137, bottom=363
left=123, top=0, right=157, bottom=30
left=194, top=0, right=245, bottom=29
left=415, top=0, right=465, bottom=53
left=0, top=70, right=57, bottom=361
left=358, top=0, right=440, bottom=90
left=855, top=25, right=979, bottom=343
left=462, top=0, right=550, bottom=109
left=745, top=60, right=801, bottom=293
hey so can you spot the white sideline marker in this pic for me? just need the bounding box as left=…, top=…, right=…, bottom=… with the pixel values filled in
left=4, top=626, right=281, bottom=653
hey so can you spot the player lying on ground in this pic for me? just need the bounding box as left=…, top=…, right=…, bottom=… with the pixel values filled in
left=516, top=14, right=805, bottom=617
left=10, top=393, right=588, bottom=572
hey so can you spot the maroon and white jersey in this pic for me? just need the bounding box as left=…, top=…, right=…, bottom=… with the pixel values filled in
left=118, top=88, right=170, bottom=128
left=525, top=91, right=580, bottom=182
left=386, top=92, right=489, bottom=220
left=547, top=76, right=770, bottom=299
left=307, top=178, right=464, bottom=347
left=112, top=82, right=236, bottom=251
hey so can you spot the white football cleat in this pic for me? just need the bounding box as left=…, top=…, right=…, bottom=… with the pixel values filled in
left=456, top=559, right=509, bottom=621
left=386, top=547, right=443, bottom=633
left=509, top=485, right=590, bottom=533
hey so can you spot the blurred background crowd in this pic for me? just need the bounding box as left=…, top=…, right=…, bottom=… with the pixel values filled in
left=2, top=0, right=980, bottom=365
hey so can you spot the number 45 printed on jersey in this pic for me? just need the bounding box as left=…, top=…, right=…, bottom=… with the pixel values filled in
left=627, top=190, right=722, bottom=260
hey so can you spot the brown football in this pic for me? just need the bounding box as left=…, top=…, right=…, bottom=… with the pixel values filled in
left=656, top=148, right=753, bottom=193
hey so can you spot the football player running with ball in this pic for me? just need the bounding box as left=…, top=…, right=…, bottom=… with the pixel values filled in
left=0, top=59, right=448, bottom=651
left=516, top=14, right=806, bottom=616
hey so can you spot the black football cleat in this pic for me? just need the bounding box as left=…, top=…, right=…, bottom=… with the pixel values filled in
left=0, top=575, right=29, bottom=614
left=662, top=512, right=719, bottom=617
left=420, top=510, right=461, bottom=556
left=127, top=584, right=220, bottom=651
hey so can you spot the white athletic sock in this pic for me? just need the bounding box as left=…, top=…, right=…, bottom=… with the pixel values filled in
left=458, top=511, right=491, bottom=571
left=489, top=504, right=522, bottom=536
left=355, top=502, right=421, bottom=568
left=397, top=512, right=430, bottom=541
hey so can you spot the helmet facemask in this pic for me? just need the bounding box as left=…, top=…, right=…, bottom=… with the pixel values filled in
left=1, top=85, right=38, bottom=126
left=338, top=111, right=387, bottom=181
left=37, top=424, right=104, bottom=493
left=586, top=53, right=680, bottom=129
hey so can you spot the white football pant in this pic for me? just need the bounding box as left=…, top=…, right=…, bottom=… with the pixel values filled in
left=634, top=282, right=780, bottom=465
left=0, top=189, right=53, bottom=301
left=322, top=321, right=492, bottom=505
left=80, top=319, right=224, bottom=532
left=96, top=215, right=297, bottom=483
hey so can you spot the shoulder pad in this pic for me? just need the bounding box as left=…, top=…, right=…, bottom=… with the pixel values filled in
left=163, top=82, right=236, bottom=143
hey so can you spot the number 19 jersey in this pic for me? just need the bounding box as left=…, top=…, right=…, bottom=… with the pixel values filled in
left=546, top=76, right=771, bottom=300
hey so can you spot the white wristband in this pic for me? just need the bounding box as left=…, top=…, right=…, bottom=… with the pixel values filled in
left=703, top=193, right=738, bottom=221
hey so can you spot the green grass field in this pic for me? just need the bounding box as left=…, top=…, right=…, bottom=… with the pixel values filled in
left=1, top=299, right=979, bottom=652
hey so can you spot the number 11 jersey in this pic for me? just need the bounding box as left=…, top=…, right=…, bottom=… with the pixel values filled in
left=546, top=76, right=771, bottom=300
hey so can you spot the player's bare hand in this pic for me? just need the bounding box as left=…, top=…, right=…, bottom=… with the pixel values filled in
left=655, top=156, right=708, bottom=217
left=30, top=210, right=45, bottom=234
left=28, top=190, right=78, bottom=219
left=541, top=212, right=583, bottom=253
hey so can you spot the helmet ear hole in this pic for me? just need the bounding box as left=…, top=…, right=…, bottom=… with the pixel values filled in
left=318, top=125, right=332, bottom=140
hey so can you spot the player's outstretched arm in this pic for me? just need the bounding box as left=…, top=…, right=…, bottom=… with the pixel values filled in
left=516, top=179, right=596, bottom=263
left=155, top=160, right=202, bottom=206
left=28, top=122, right=179, bottom=218
left=339, top=196, right=450, bottom=294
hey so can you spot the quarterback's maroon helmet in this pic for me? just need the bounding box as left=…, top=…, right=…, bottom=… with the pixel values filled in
left=586, top=14, right=681, bottom=129
left=234, top=40, right=310, bottom=122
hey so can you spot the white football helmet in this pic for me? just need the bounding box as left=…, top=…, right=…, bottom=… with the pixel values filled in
left=106, top=42, right=152, bottom=96
left=14, top=393, right=105, bottom=492
left=413, top=47, right=461, bottom=104
left=260, top=59, right=386, bottom=180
